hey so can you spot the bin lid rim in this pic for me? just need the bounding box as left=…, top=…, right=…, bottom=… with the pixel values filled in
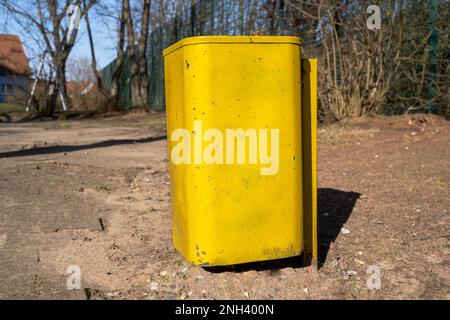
left=163, top=36, right=301, bottom=57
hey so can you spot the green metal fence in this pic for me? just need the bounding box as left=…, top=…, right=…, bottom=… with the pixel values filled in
left=102, top=0, right=302, bottom=111
left=102, top=56, right=132, bottom=109
left=102, top=0, right=449, bottom=116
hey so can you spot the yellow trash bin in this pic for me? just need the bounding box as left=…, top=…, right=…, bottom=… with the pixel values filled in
left=163, top=36, right=317, bottom=267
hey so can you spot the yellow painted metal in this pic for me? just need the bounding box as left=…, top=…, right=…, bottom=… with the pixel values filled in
left=301, top=59, right=318, bottom=267
left=164, top=36, right=316, bottom=266
left=163, top=36, right=301, bottom=57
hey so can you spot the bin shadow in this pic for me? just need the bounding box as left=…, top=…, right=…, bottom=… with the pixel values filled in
left=316, top=188, right=360, bottom=268
left=203, top=188, right=360, bottom=273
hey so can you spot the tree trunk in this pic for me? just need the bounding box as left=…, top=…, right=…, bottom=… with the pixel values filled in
left=111, top=0, right=126, bottom=107
left=137, top=0, right=151, bottom=108
left=124, top=0, right=142, bottom=107
left=247, top=0, right=258, bottom=34
left=84, top=2, right=108, bottom=96
left=56, top=59, right=69, bottom=113
left=46, top=83, right=58, bottom=117
left=60, top=62, right=69, bottom=108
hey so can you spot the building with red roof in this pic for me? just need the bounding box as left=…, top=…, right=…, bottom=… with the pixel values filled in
left=0, top=34, right=30, bottom=102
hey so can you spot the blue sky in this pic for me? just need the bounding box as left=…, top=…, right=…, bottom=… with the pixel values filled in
left=0, top=6, right=117, bottom=73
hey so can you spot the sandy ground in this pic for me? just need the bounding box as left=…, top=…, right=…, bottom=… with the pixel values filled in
left=0, top=112, right=448, bottom=300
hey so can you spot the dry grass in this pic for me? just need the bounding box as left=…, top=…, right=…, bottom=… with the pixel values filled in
left=98, top=112, right=166, bottom=130
left=318, top=124, right=380, bottom=145
left=0, top=103, right=26, bottom=113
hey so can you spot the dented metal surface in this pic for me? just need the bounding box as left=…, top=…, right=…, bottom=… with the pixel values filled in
left=163, top=36, right=317, bottom=266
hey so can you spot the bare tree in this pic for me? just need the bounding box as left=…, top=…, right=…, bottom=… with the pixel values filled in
left=87, top=0, right=127, bottom=108
left=0, top=0, right=97, bottom=115
left=111, top=0, right=127, bottom=104
left=122, top=0, right=151, bottom=108
left=137, top=0, right=151, bottom=107
left=67, top=56, right=96, bottom=82
left=84, top=0, right=107, bottom=94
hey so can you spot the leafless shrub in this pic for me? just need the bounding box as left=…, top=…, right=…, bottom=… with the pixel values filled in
left=70, top=87, right=109, bottom=112
left=289, top=0, right=449, bottom=121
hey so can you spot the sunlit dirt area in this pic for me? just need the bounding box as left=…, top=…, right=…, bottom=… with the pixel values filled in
left=0, top=112, right=448, bottom=299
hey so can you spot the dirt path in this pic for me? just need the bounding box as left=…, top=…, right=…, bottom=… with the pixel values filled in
left=0, top=113, right=448, bottom=299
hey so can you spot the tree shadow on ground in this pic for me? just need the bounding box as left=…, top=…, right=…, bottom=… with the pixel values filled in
left=0, top=135, right=167, bottom=158
left=204, top=188, right=360, bottom=273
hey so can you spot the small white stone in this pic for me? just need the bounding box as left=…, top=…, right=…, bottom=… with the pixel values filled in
left=243, top=291, right=249, bottom=298
left=303, top=288, right=309, bottom=295
left=150, top=282, right=159, bottom=291
left=340, top=227, right=350, bottom=235
left=160, top=271, right=168, bottom=277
